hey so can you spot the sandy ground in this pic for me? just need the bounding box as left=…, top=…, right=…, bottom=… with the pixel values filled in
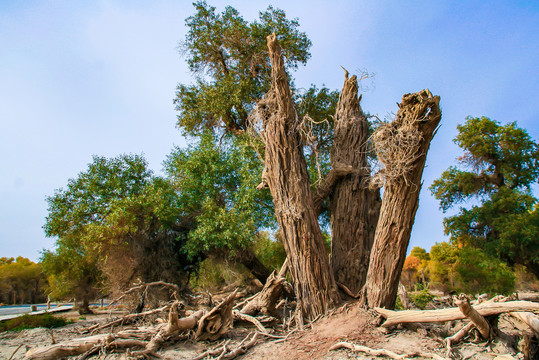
left=0, top=304, right=534, bottom=359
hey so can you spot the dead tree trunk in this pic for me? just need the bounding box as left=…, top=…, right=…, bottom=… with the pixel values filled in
left=258, top=33, right=340, bottom=319
left=329, top=71, right=381, bottom=294
left=363, top=89, right=441, bottom=309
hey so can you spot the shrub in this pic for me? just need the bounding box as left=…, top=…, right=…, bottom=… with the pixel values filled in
left=0, top=313, right=71, bottom=332
left=410, top=289, right=435, bottom=309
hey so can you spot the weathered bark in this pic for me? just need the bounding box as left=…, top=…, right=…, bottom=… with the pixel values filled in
left=234, top=248, right=271, bottom=284
left=363, top=89, right=441, bottom=308
left=258, top=33, right=340, bottom=319
left=455, top=294, right=491, bottom=339
left=329, top=72, right=381, bottom=294
left=510, top=312, right=539, bottom=335
left=240, top=270, right=286, bottom=316
left=196, top=290, right=237, bottom=341
left=375, top=300, right=539, bottom=327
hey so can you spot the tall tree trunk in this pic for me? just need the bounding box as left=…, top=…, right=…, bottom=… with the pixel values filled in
left=363, top=89, right=441, bottom=309
left=258, top=34, right=340, bottom=319
left=329, top=72, right=381, bottom=294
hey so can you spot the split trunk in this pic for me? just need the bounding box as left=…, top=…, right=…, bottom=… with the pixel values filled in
left=259, top=33, right=340, bottom=319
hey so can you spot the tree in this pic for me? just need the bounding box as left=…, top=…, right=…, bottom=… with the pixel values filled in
left=429, top=241, right=515, bottom=295
left=42, top=154, right=155, bottom=313
left=175, top=3, right=441, bottom=316
left=163, top=131, right=276, bottom=283
left=362, top=89, right=441, bottom=308
left=0, top=257, right=46, bottom=304
left=430, top=116, right=539, bottom=278
left=176, top=1, right=311, bottom=135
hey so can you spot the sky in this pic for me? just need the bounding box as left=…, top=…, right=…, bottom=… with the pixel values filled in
left=1, top=0, right=538, bottom=262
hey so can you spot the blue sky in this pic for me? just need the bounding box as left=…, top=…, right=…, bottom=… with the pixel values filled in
left=1, top=0, right=538, bottom=262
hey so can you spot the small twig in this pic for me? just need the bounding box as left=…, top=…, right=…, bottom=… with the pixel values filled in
left=8, top=344, right=24, bottom=360
left=272, top=328, right=298, bottom=344
left=233, top=310, right=268, bottom=333
left=337, top=282, right=360, bottom=299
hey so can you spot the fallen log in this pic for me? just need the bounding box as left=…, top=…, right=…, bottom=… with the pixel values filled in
left=25, top=305, right=203, bottom=360
left=375, top=300, right=539, bottom=328
left=454, top=294, right=490, bottom=339
left=510, top=312, right=539, bottom=335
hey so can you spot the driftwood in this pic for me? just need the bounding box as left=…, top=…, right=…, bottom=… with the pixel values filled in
left=196, top=290, right=237, bottom=341
left=510, top=311, right=539, bottom=335
left=454, top=294, right=491, bottom=339
left=445, top=322, right=474, bottom=357
left=375, top=300, right=539, bottom=327
left=190, top=332, right=259, bottom=360
left=91, top=303, right=171, bottom=332
left=26, top=303, right=205, bottom=359
left=240, top=270, right=286, bottom=316
left=233, top=310, right=268, bottom=333
left=329, top=342, right=446, bottom=360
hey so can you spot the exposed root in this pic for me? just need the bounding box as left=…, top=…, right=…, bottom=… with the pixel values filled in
left=330, top=341, right=446, bottom=360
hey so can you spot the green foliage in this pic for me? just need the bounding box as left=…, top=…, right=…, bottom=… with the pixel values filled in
left=430, top=117, right=539, bottom=277
left=429, top=241, right=515, bottom=295
left=176, top=1, right=311, bottom=135
left=410, top=247, right=430, bottom=261
left=42, top=154, right=154, bottom=302
left=164, top=131, right=276, bottom=261
left=0, top=313, right=71, bottom=332
left=191, top=257, right=251, bottom=291
left=0, top=257, right=46, bottom=304
left=410, top=289, right=434, bottom=310
left=251, top=232, right=286, bottom=272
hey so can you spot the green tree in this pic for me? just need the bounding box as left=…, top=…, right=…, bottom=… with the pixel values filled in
left=42, top=154, right=154, bottom=313
left=430, top=116, right=539, bottom=278
left=176, top=1, right=311, bottom=135
left=164, top=131, right=276, bottom=282
left=0, top=257, right=46, bottom=304
left=429, top=242, right=515, bottom=295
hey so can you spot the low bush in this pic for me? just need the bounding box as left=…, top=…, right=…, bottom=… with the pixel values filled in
left=0, top=313, right=71, bottom=332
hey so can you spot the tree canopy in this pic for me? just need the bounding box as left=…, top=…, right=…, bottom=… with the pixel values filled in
left=430, top=116, right=539, bottom=277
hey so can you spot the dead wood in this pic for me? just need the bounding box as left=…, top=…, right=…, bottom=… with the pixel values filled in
left=375, top=300, right=539, bottom=327
left=364, top=89, right=441, bottom=309
left=92, top=304, right=171, bottom=333
left=110, top=281, right=181, bottom=307
left=240, top=270, right=286, bottom=316
left=258, top=33, right=340, bottom=319
left=510, top=312, right=539, bottom=335
left=445, top=322, right=474, bottom=357
left=233, top=310, right=268, bottom=333
left=454, top=294, right=491, bottom=339
left=25, top=304, right=204, bottom=360
left=25, top=334, right=143, bottom=360
left=196, top=290, right=237, bottom=341
left=398, top=282, right=414, bottom=310
left=337, top=282, right=360, bottom=299
left=329, top=341, right=446, bottom=360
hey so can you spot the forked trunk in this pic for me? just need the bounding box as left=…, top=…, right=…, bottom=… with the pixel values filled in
left=363, top=89, right=441, bottom=308
left=258, top=34, right=340, bottom=319
left=329, top=72, right=381, bottom=294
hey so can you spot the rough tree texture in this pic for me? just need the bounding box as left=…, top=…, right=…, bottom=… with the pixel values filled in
left=364, top=89, right=441, bottom=308
left=329, top=72, right=381, bottom=294
left=259, top=33, right=340, bottom=319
